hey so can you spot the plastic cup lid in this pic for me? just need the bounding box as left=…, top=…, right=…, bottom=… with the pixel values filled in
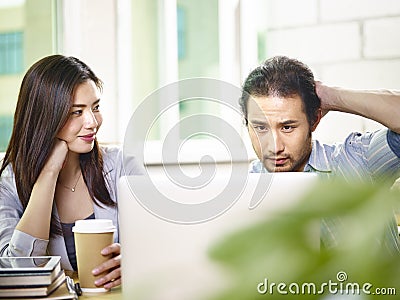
left=72, top=219, right=116, bottom=233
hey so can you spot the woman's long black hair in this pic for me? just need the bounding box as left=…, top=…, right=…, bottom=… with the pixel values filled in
left=0, top=55, right=114, bottom=235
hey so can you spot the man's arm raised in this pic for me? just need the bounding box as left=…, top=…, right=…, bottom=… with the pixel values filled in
left=316, top=82, right=400, bottom=134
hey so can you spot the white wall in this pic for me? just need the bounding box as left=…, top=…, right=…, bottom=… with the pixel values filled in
left=57, top=0, right=400, bottom=163
left=259, top=0, right=400, bottom=143
left=60, top=0, right=118, bottom=144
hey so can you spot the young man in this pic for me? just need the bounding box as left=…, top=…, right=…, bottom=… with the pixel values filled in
left=239, top=56, right=400, bottom=250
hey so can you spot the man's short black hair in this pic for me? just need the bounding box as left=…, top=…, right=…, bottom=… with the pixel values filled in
left=239, top=56, right=321, bottom=127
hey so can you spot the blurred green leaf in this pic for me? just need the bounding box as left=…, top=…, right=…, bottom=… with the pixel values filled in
left=208, top=179, right=400, bottom=300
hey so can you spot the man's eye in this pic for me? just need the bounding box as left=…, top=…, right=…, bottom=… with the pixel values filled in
left=254, top=125, right=268, bottom=132
left=93, top=104, right=100, bottom=111
left=282, top=125, right=294, bottom=132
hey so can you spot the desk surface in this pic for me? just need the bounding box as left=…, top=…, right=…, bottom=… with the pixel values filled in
left=66, top=271, right=122, bottom=300
left=79, top=289, right=121, bottom=300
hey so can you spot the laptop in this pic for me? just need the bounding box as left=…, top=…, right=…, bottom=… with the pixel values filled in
left=118, top=172, right=319, bottom=300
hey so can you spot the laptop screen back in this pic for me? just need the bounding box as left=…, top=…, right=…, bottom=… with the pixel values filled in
left=118, top=172, right=318, bottom=300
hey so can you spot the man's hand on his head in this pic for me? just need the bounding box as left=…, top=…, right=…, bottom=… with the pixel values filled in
left=315, top=81, right=341, bottom=118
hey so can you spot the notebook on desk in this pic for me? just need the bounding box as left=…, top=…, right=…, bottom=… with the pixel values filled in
left=118, top=172, right=319, bottom=300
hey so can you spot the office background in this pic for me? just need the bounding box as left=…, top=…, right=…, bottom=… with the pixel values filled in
left=1, top=0, right=400, bottom=166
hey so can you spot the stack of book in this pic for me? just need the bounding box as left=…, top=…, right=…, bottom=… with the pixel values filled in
left=0, top=256, right=66, bottom=298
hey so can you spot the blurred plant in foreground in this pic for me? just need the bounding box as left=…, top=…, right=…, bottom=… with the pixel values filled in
left=208, top=179, right=400, bottom=300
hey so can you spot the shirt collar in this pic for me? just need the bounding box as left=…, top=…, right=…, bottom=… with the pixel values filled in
left=303, top=140, right=332, bottom=173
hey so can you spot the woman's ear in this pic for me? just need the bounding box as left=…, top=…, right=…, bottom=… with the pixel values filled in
left=311, top=109, right=322, bottom=132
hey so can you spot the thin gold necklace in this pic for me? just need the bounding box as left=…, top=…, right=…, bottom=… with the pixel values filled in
left=60, top=173, right=82, bottom=192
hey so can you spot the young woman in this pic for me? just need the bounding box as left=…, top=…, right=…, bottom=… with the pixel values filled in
left=0, top=55, right=144, bottom=289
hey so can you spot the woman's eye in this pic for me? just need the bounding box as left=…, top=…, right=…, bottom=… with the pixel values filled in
left=93, top=104, right=100, bottom=111
left=71, top=110, right=82, bottom=116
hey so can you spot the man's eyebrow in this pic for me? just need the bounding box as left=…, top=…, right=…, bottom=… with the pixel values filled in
left=72, top=99, right=100, bottom=108
left=281, top=119, right=299, bottom=125
left=248, top=119, right=269, bottom=125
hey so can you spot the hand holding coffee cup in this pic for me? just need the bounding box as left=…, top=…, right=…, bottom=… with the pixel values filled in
left=72, top=219, right=116, bottom=292
left=92, top=242, right=122, bottom=290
